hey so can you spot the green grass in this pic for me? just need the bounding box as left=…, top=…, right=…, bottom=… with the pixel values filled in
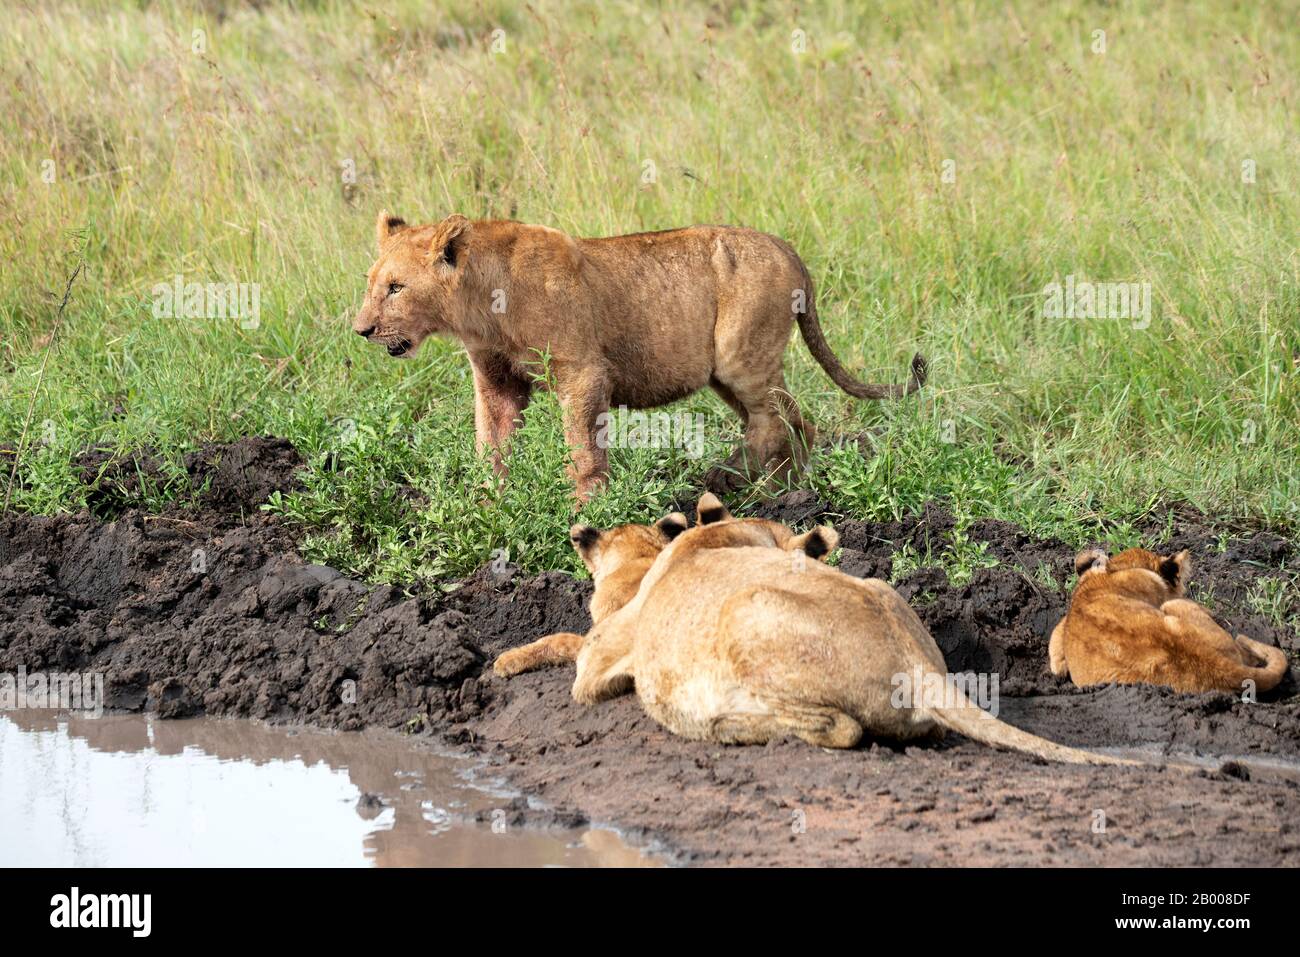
left=1, top=0, right=1297, bottom=584
left=1245, top=571, right=1300, bottom=632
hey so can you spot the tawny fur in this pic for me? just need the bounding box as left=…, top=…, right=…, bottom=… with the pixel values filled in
left=492, top=496, right=809, bottom=678
left=492, top=512, right=687, bottom=678
left=353, top=213, right=927, bottom=500
left=499, top=496, right=1127, bottom=765
left=1050, top=547, right=1291, bottom=695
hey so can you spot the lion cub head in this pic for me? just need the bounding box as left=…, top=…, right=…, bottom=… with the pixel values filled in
left=569, top=512, right=688, bottom=623
left=689, top=492, right=840, bottom=559
left=352, top=211, right=474, bottom=358
left=569, top=514, right=687, bottom=580
left=1073, top=546, right=1191, bottom=603
left=569, top=494, right=839, bottom=622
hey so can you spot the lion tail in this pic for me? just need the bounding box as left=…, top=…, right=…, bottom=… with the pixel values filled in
left=929, top=686, right=1137, bottom=766
left=1231, top=636, right=1290, bottom=693
left=790, top=256, right=927, bottom=400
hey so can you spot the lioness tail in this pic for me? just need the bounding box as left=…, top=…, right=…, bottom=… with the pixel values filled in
left=929, top=687, right=1136, bottom=767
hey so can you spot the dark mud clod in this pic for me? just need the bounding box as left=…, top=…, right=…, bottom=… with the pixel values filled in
left=1217, top=760, right=1251, bottom=781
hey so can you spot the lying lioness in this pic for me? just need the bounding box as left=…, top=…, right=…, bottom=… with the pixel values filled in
left=492, top=495, right=822, bottom=678
left=497, top=495, right=1126, bottom=765
left=352, top=213, right=927, bottom=499
left=1050, top=547, right=1291, bottom=695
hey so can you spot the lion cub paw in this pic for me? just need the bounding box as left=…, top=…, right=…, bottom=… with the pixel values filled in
left=493, top=648, right=533, bottom=678
left=493, top=632, right=587, bottom=678
left=703, top=462, right=750, bottom=494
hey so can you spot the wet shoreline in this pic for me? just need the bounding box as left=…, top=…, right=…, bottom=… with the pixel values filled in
left=0, top=711, right=659, bottom=868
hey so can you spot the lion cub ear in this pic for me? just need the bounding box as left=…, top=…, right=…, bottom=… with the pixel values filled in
left=1074, top=548, right=1108, bottom=577
left=1159, top=549, right=1191, bottom=591
left=376, top=210, right=407, bottom=250
left=430, top=214, right=471, bottom=267
left=789, top=525, right=839, bottom=561
left=696, top=492, right=731, bottom=525
left=569, top=523, right=601, bottom=556
left=655, top=512, right=688, bottom=542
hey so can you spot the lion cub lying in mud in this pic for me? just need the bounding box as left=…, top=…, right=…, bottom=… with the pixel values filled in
left=353, top=212, right=926, bottom=499
left=1051, top=548, right=1291, bottom=695
left=496, top=495, right=1127, bottom=765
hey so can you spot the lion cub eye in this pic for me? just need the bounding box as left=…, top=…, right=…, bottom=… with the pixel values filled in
left=387, top=282, right=404, bottom=296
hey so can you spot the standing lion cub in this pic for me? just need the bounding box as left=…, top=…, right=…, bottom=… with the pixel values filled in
left=1050, top=547, right=1291, bottom=695
left=353, top=213, right=926, bottom=499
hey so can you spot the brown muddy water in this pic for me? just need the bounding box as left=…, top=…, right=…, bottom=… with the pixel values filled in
left=0, top=712, right=659, bottom=867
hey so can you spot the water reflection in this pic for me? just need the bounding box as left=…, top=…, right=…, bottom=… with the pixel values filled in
left=0, top=712, right=657, bottom=868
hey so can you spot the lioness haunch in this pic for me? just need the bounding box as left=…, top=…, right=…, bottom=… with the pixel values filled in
left=353, top=213, right=927, bottom=500
left=496, top=495, right=1129, bottom=766
left=1050, top=547, right=1290, bottom=695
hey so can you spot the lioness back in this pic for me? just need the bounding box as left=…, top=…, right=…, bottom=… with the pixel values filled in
left=629, top=546, right=944, bottom=742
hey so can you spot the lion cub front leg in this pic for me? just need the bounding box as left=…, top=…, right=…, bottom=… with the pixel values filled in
left=469, top=350, right=532, bottom=476
left=571, top=625, right=635, bottom=704
left=493, top=632, right=586, bottom=678
left=555, top=365, right=611, bottom=503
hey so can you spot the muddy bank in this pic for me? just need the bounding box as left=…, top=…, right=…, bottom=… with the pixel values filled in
left=2, top=438, right=1298, bottom=865
left=73, top=435, right=305, bottom=521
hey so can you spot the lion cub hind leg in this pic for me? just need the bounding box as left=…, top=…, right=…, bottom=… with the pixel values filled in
left=714, top=585, right=863, bottom=748
left=1156, top=598, right=1288, bottom=693
left=705, top=700, right=861, bottom=748
left=707, top=712, right=785, bottom=745
left=1159, top=597, right=1250, bottom=661
left=493, top=632, right=586, bottom=678
left=772, top=703, right=864, bottom=749
left=1048, top=619, right=1070, bottom=677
